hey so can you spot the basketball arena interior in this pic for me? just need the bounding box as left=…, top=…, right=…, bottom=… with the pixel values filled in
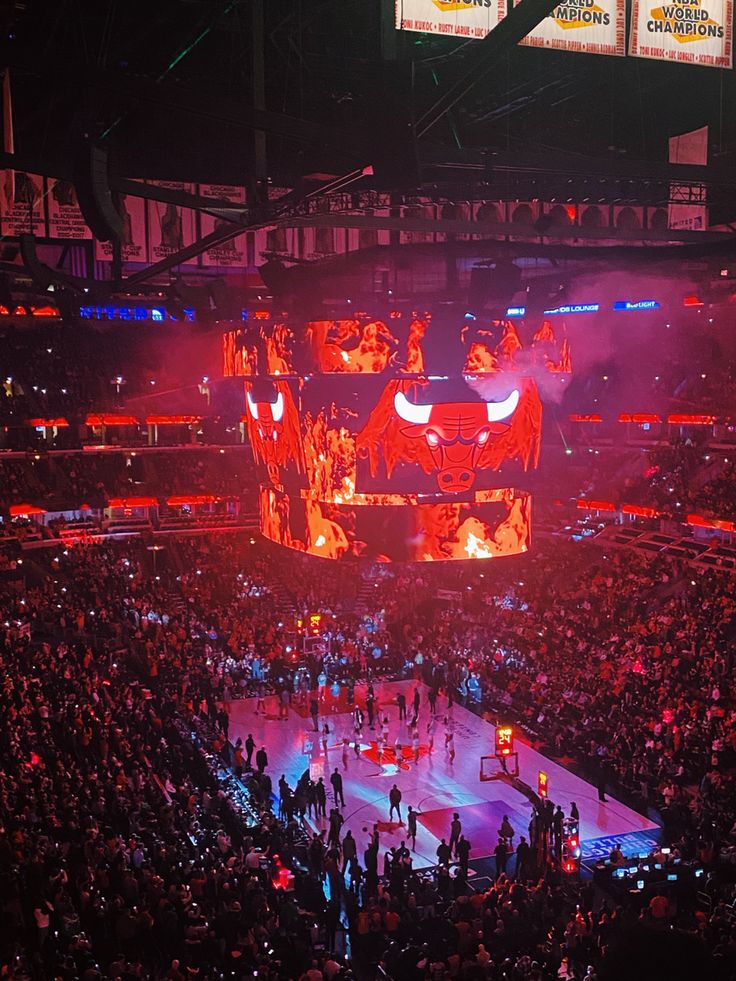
left=0, top=3, right=736, bottom=980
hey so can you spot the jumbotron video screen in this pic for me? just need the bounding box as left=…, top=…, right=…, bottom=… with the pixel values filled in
left=224, top=310, right=571, bottom=561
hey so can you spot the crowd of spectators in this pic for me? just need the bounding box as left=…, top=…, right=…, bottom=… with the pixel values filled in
left=0, top=449, right=254, bottom=513
left=138, top=452, right=255, bottom=500
left=0, top=321, right=239, bottom=454
left=0, top=324, right=149, bottom=427
left=0, top=529, right=734, bottom=980
left=56, top=456, right=139, bottom=507
left=563, top=436, right=736, bottom=525
left=0, top=457, right=46, bottom=506
left=623, top=440, right=710, bottom=517
left=363, top=545, right=736, bottom=826
left=0, top=539, right=339, bottom=981
left=696, top=460, right=736, bottom=522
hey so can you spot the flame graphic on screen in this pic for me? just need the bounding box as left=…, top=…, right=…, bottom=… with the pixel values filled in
left=260, top=485, right=295, bottom=548
left=306, top=320, right=359, bottom=371
left=532, top=320, right=572, bottom=373
left=247, top=310, right=567, bottom=561
left=496, top=320, right=524, bottom=365
left=305, top=499, right=350, bottom=559
left=410, top=492, right=530, bottom=561
left=406, top=317, right=430, bottom=373
left=303, top=408, right=358, bottom=503
left=532, top=319, right=555, bottom=344
left=462, top=318, right=572, bottom=376
left=458, top=498, right=529, bottom=558
left=465, top=342, right=500, bottom=373
left=263, top=322, right=294, bottom=375
left=306, top=319, right=399, bottom=373
left=260, top=485, right=530, bottom=563
left=223, top=331, right=257, bottom=377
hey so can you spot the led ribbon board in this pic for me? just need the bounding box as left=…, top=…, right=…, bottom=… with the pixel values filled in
left=613, top=300, right=661, bottom=310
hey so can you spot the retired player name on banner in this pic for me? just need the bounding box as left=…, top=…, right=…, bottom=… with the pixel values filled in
left=146, top=181, right=196, bottom=264
left=630, top=0, right=733, bottom=67
left=47, top=178, right=92, bottom=240
left=199, top=184, right=246, bottom=268
left=0, top=171, right=45, bottom=237
left=516, top=0, right=625, bottom=54
left=95, top=191, right=147, bottom=263
left=395, top=0, right=506, bottom=39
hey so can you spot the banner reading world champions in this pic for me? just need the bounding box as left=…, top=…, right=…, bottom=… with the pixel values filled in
left=516, top=0, right=625, bottom=55
left=395, top=0, right=506, bottom=39
left=629, top=0, right=733, bottom=67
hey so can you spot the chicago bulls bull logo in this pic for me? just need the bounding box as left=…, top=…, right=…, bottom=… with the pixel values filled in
left=244, top=381, right=304, bottom=484
left=247, top=389, right=284, bottom=443
left=357, top=378, right=541, bottom=495
left=393, top=388, right=520, bottom=492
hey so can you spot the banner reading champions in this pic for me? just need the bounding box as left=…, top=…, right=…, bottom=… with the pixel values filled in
left=630, top=0, right=733, bottom=66
left=395, top=0, right=506, bottom=39
left=515, top=0, right=625, bottom=54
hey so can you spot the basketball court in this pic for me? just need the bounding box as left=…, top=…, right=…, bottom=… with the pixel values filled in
left=227, top=680, right=660, bottom=868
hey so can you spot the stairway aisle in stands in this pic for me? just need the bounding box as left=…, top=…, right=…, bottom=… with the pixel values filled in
left=354, top=577, right=376, bottom=616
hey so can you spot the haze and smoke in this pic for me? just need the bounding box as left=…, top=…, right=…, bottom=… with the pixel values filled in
left=474, top=269, right=703, bottom=412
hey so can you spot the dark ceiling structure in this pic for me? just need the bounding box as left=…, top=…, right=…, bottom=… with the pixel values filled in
left=3, top=0, right=735, bottom=193
left=2, top=0, right=736, bottom=300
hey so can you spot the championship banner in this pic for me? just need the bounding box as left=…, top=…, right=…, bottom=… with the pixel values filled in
left=516, top=0, right=625, bottom=54
left=47, top=178, right=92, bottom=240
left=0, top=171, right=45, bottom=237
left=199, top=184, right=246, bottom=268
left=669, top=126, right=708, bottom=230
left=629, top=0, right=732, bottom=66
left=400, top=199, right=436, bottom=245
left=95, top=191, right=147, bottom=262
left=395, top=0, right=506, bottom=39
left=146, top=180, right=196, bottom=264
left=261, top=185, right=299, bottom=257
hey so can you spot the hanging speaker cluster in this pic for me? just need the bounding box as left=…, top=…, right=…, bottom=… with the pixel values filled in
left=73, top=140, right=123, bottom=243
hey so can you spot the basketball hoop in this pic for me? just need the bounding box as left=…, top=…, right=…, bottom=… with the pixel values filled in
left=480, top=752, right=519, bottom=781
